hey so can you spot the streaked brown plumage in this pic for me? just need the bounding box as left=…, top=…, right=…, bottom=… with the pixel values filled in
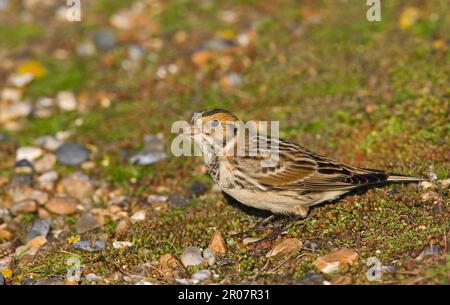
left=184, top=109, right=423, bottom=218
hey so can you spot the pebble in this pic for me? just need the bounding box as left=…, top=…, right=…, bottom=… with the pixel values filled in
left=167, top=192, right=188, bottom=207
left=37, top=171, right=58, bottom=191
left=10, top=199, right=37, bottom=215
left=94, top=28, right=117, bottom=51
left=9, top=174, right=33, bottom=188
left=160, top=254, right=184, bottom=276
left=387, top=188, right=400, bottom=195
left=129, top=135, right=167, bottom=165
left=304, top=240, right=320, bottom=252
left=147, top=194, right=168, bottom=204
left=421, top=191, right=439, bottom=202
left=204, top=38, right=234, bottom=51
left=130, top=210, right=146, bottom=222
left=298, top=272, right=325, bottom=285
left=331, top=275, right=352, bottom=285
left=73, top=240, right=105, bottom=252
left=56, top=91, right=77, bottom=111
left=0, top=256, right=13, bottom=271
left=220, top=72, right=243, bottom=88
left=112, top=241, right=133, bottom=249
left=59, top=172, right=93, bottom=200
left=0, top=102, right=32, bottom=123
left=187, top=180, right=208, bottom=198
left=55, top=143, right=89, bottom=166
left=76, top=41, right=96, bottom=56
left=34, top=135, right=62, bottom=151
left=0, top=273, right=4, bottom=285
left=31, top=276, right=65, bottom=285
left=180, top=247, right=205, bottom=267
left=191, top=269, right=212, bottom=281
left=129, top=150, right=167, bottom=165
left=55, top=130, right=73, bottom=141
left=440, top=178, right=450, bottom=188
left=0, top=133, right=8, bottom=142
left=27, top=218, right=51, bottom=241
left=75, top=213, right=101, bottom=234
left=35, top=97, right=54, bottom=108
left=115, top=219, right=129, bottom=235
left=0, top=229, right=12, bottom=240
left=15, top=244, right=36, bottom=257
left=26, top=236, right=47, bottom=249
left=202, top=248, right=216, bottom=266
left=35, top=98, right=54, bottom=118
left=135, top=280, right=154, bottom=285
left=14, top=158, right=34, bottom=173
left=85, top=273, right=102, bottom=282
left=45, top=197, right=78, bottom=215
left=9, top=188, right=47, bottom=205
left=34, top=153, right=56, bottom=173
left=208, top=230, right=227, bottom=256
left=16, top=146, right=43, bottom=162
left=415, top=245, right=440, bottom=261
left=266, top=238, right=303, bottom=258
left=419, top=181, right=434, bottom=190
left=38, top=208, right=50, bottom=218
left=314, top=248, right=358, bottom=273
left=8, top=73, right=33, bottom=87
left=1, top=87, right=22, bottom=102
left=127, top=44, right=144, bottom=61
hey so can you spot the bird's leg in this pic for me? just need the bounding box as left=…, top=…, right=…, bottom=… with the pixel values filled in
left=247, top=213, right=306, bottom=245
left=250, top=214, right=277, bottom=232
left=231, top=215, right=277, bottom=238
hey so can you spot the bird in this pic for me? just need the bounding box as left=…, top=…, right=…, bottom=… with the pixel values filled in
left=183, top=109, right=423, bottom=239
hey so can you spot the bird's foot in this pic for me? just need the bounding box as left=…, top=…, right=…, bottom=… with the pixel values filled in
left=246, top=215, right=304, bottom=246
left=231, top=215, right=277, bottom=239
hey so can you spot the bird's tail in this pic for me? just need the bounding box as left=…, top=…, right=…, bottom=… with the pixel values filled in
left=387, top=173, right=425, bottom=183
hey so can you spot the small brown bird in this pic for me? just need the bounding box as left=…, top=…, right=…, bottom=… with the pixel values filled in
left=183, top=109, right=422, bottom=234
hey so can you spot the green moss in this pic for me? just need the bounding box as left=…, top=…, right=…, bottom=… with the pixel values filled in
left=0, top=23, right=43, bottom=47
left=25, top=58, right=89, bottom=97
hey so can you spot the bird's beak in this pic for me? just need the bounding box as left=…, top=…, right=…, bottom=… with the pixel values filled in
left=182, top=125, right=201, bottom=136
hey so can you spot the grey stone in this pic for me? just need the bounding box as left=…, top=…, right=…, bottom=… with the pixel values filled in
left=55, top=143, right=89, bottom=166
left=167, top=192, right=188, bottom=207
left=94, top=28, right=117, bottom=51
left=416, top=245, right=440, bottom=261
left=187, top=180, right=208, bottom=198
left=75, top=213, right=101, bottom=234
left=73, top=240, right=105, bottom=252
left=27, top=218, right=51, bottom=242
left=298, top=272, right=324, bottom=285
left=180, top=247, right=204, bottom=267
left=34, top=135, right=62, bottom=151
left=129, top=135, right=166, bottom=165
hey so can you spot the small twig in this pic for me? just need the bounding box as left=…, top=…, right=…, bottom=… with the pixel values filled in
left=397, top=271, right=420, bottom=276
left=268, top=253, right=294, bottom=273
left=444, top=230, right=448, bottom=252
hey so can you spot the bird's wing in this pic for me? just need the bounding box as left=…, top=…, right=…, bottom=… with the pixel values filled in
left=230, top=136, right=388, bottom=192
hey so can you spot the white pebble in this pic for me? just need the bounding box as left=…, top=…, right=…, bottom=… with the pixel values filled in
left=130, top=210, right=146, bottom=222
left=16, top=146, right=43, bottom=162
left=192, top=269, right=212, bottom=281
left=56, top=91, right=77, bottom=111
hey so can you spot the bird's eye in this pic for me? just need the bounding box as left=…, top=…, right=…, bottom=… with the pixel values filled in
left=211, top=120, right=220, bottom=127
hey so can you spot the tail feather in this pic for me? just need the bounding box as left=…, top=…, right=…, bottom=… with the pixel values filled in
left=387, top=173, right=424, bottom=183
left=360, top=167, right=425, bottom=183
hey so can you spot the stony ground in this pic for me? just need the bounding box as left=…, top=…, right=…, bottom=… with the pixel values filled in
left=0, top=0, right=449, bottom=285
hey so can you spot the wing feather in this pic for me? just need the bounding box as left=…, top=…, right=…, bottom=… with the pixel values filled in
left=231, top=135, right=388, bottom=192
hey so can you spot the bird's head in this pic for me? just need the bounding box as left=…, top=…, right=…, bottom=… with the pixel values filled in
left=184, top=109, right=241, bottom=159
